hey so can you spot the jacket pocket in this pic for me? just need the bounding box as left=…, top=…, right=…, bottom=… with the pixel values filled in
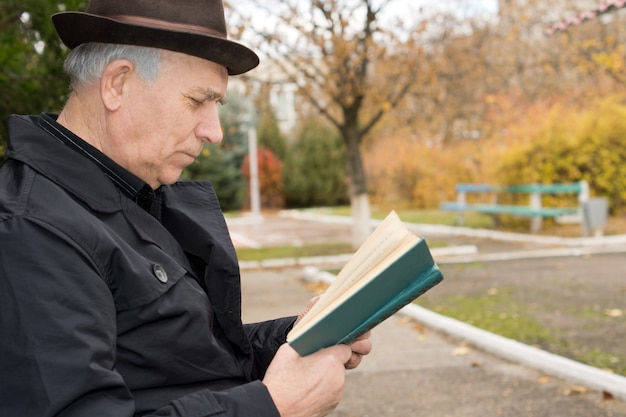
left=108, top=244, right=188, bottom=311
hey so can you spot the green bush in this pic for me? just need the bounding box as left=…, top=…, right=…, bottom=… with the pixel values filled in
left=184, top=147, right=246, bottom=212
left=284, top=118, right=349, bottom=208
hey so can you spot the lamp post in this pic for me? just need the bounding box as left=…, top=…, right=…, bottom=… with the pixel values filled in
left=247, top=125, right=261, bottom=219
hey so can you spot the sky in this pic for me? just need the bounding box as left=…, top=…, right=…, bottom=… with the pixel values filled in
left=234, top=0, right=499, bottom=22
left=230, top=0, right=500, bottom=53
left=381, top=0, right=498, bottom=20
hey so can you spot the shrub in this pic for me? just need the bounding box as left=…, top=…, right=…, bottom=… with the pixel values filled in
left=184, top=147, right=246, bottom=211
left=497, top=95, right=626, bottom=214
left=242, top=148, right=285, bottom=209
left=283, top=119, right=348, bottom=208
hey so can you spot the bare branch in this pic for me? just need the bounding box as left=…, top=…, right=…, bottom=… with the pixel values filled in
left=0, top=11, right=22, bottom=33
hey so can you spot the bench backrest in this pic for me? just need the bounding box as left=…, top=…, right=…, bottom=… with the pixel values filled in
left=500, top=183, right=583, bottom=194
left=456, top=182, right=586, bottom=195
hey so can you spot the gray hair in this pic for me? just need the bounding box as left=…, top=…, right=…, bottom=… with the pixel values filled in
left=64, top=43, right=161, bottom=88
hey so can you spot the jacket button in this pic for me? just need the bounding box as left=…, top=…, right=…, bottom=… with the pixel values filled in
left=153, top=264, right=168, bottom=283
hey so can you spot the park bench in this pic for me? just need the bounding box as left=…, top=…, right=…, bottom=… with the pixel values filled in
left=439, top=181, right=590, bottom=233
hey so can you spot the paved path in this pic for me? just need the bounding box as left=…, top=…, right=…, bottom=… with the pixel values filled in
left=241, top=268, right=626, bottom=417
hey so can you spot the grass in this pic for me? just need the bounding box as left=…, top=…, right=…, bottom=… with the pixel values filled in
left=306, top=206, right=495, bottom=229
left=418, top=287, right=553, bottom=347
left=301, top=206, right=626, bottom=237
left=418, top=289, right=626, bottom=376
left=236, top=242, right=353, bottom=261
left=572, top=349, right=626, bottom=375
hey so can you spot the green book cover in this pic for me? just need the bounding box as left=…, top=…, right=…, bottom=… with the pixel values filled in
left=287, top=212, right=444, bottom=356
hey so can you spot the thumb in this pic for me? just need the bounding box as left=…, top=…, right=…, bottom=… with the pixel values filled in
left=294, top=296, right=320, bottom=326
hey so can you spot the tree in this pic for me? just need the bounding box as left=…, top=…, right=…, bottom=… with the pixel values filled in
left=284, top=116, right=348, bottom=208
left=497, top=94, right=626, bottom=214
left=184, top=147, right=247, bottom=211
left=0, top=0, right=84, bottom=162
left=233, top=0, right=432, bottom=246
left=256, top=95, right=288, bottom=160
left=242, top=147, right=285, bottom=209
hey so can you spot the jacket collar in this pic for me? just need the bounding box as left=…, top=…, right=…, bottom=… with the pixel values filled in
left=7, top=114, right=125, bottom=213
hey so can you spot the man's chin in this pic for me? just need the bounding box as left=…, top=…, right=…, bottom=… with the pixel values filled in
left=157, top=170, right=185, bottom=187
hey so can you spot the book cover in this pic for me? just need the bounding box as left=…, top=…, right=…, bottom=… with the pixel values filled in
left=287, top=213, right=444, bottom=356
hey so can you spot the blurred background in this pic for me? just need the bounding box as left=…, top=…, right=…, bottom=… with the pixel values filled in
left=3, top=0, right=626, bottom=236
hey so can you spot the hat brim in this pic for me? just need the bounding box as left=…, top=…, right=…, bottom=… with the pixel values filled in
left=52, top=12, right=259, bottom=75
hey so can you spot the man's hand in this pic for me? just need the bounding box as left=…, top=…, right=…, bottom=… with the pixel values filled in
left=263, top=343, right=352, bottom=417
left=293, top=295, right=320, bottom=327
left=264, top=295, right=374, bottom=416
left=345, top=331, right=372, bottom=370
left=295, top=296, right=373, bottom=370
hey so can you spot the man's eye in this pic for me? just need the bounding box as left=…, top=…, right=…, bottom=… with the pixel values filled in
left=190, top=98, right=204, bottom=107
left=185, top=93, right=224, bottom=107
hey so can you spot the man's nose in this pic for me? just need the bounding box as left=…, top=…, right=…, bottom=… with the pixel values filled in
left=196, top=106, right=223, bottom=144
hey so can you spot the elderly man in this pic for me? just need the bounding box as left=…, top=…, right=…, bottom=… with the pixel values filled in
left=0, top=1, right=371, bottom=416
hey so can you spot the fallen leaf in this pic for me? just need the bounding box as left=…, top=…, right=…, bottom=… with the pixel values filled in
left=538, top=375, right=552, bottom=384
left=396, top=316, right=413, bottom=325
left=603, top=308, right=623, bottom=318
left=412, top=322, right=427, bottom=333
left=602, top=391, right=614, bottom=401
left=564, top=385, right=588, bottom=396
left=452, top=345, right=471, bottom=356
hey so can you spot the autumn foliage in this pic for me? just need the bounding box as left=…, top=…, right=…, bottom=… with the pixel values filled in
left=241, top=148, right=284, bottom=209
left=496, top=94, right=626, bottom=214
left=363, top=91, right=626, bottom=216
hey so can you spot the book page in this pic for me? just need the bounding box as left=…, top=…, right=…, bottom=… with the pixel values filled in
left=289, top=233, right=419, bottom=339
left=318, top=212, right=407, bottom=302
left=292, top=211, right=417, bottom=332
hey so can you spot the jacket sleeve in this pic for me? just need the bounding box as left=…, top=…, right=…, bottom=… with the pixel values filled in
left=244, top=317, right=297, bottom=380
left=0, top=217, right=281, bottom=417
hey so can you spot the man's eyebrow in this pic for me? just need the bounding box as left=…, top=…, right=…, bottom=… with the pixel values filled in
left=180, top=89, right=227, bottom=106
left=186, top=88, right=226, bottom=104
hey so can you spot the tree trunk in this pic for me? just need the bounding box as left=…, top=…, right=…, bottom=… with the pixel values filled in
left=350, top=192, right=371, bottom=248
left=344, top=126, right=371, bottom=248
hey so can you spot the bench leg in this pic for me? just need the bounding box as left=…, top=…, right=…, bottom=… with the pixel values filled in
left=530, top=192, right=542, bottom=233
left=492, top=214, right=500, bottom=228
left=457, top=192, right=466, bottom=226
left=531, top=216, right=542, bottom=233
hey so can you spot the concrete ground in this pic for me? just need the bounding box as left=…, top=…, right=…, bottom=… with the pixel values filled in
left=241, top=268, right=626, bottom=417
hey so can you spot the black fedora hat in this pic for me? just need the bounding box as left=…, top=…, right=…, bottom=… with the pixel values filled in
left=52, top=0, right=259, bottom=75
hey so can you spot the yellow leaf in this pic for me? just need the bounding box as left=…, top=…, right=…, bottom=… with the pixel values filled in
left=564, top=386, right=588, bottom=396
left=538, top=375, right=551, bottom=384
left=452, top=345, right=471, bottom=356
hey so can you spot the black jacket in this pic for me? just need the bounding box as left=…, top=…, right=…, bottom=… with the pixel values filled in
left=0, top=115, right=295, bottom=417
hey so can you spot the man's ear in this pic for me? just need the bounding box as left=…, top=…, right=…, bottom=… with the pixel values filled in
left=100, top=60, right=134, bottom=111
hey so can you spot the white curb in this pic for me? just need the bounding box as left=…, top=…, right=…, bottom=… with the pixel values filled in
left=279, top=210, right=626, bottom=248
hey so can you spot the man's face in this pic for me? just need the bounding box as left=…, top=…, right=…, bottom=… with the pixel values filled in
left=109, top=50, right=228, bottom=189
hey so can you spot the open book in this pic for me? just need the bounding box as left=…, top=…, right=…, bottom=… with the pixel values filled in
left=287, top=211, right=444, bottom=356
